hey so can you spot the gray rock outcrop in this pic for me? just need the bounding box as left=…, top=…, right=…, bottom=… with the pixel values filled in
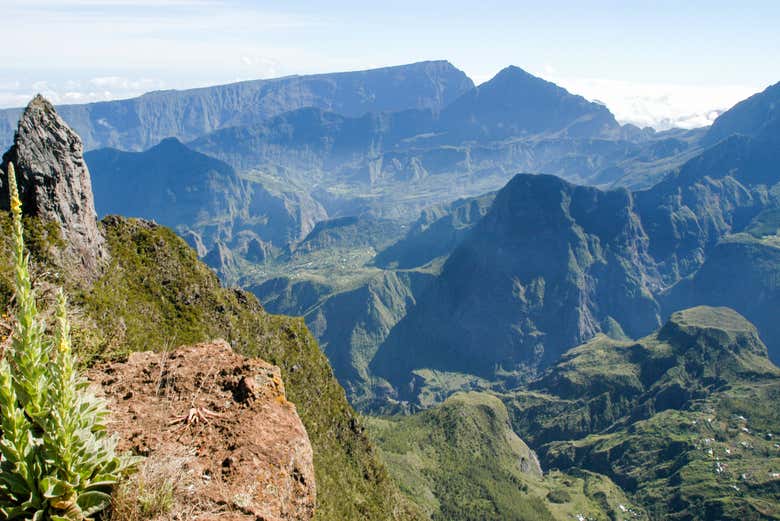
left=1, top=95, right=107, bottom=279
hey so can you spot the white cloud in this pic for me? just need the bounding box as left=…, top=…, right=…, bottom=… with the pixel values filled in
left=0, top=76, right=171, bottom=108
left=546, top=75, right=760, bottom=130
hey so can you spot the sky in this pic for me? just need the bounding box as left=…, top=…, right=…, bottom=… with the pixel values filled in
left=3, top=0, right=779, bottom=130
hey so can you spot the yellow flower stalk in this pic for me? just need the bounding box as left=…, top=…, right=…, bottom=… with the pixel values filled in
left=0, top=162, right=135, bottom=520
left=8, top=163, right=21, bottom=216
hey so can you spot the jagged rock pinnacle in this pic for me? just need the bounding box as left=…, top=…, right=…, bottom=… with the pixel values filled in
left=1, top=94, right=107, bottom=279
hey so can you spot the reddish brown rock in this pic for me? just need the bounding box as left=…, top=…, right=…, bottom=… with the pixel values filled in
left=91, top=340, right=316, bottom=521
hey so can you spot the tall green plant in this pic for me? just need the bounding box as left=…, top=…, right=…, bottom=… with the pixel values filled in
left=0, top=162, right=132, bottom=520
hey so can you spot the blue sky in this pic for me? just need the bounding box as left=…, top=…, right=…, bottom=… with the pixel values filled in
left=3, top=0, right=779, bottom=129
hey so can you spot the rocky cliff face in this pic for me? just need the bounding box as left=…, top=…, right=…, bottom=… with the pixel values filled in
left=372, top=174, right=661, bottom=391
left=0, top=61, right=474, bottom=152
left=1, top=95, right=106, bottom=279
left=91, top=340, right=316, bottom=521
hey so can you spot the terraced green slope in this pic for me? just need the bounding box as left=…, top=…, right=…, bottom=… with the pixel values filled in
left=504, top=306, right=780, bottom=520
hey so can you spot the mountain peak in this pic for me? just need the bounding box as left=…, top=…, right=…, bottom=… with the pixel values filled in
left=1, top=95, right=107, bottom=279
left=658, top=306, right=777, bottom=377
left=157, top=136, right=185, bottom=147
left=27, top=93, right=52, bottom=110
left=489, top=65, right=538, bottom=83
left=152, top=136, right=194, bottom=155
left=440, top=65, right=620, bottom=139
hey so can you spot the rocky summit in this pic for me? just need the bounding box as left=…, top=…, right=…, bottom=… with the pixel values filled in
left=1, top=95, right=106, bottom=279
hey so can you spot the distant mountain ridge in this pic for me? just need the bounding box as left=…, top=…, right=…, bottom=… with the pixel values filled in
left=87, top=137, right=246, bottom=247
left=370, top=126, right=780, bottom=403
left=0, top=60, right=474, bottom=151
left=83, top=63, right=701, bottom=283
left=183, top=64, right=698, bottom=236
left=80, top=67, right=780, bottom=418
left=438, top=65, right=622, bottom=140
left=251, top=80, right=780, bottom=412
left=85, top=137, right=332, bottom=284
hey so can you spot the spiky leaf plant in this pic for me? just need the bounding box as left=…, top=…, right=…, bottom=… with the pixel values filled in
left=0, top=162, right=133, bottom=520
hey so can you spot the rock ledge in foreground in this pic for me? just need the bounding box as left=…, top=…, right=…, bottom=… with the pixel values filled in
left=91, top=339, right=316, bottom=521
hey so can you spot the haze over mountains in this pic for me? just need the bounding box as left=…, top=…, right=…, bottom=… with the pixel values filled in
left=3, top=52, right=780, bottom=521
left=246, top=70, right=780, bottom=413
left=30, top=59, right=774, bottom=413
left=58, top=62, right=702, bottom=284
left=0, top=61, right=473, bottom=152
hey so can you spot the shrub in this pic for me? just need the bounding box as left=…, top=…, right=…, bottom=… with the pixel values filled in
left=0, top=162, right=133, bottom=520
left=545, top=488, right=572, bottom=504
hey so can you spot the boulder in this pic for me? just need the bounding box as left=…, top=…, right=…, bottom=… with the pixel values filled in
left=90, top=340, right=316, bottom=521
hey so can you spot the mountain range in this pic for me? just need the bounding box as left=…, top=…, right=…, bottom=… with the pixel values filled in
left=248, top=76, right=780, bottom=413
left=71, top=61, right=780, bottom=415
left=2, top=59, right=780, bottom=521
left=66, top=62, right=706, bottom=293
left=0, top=60, right=474, bottom=152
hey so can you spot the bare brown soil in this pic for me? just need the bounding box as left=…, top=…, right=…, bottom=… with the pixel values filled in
left=90, top=340, right=316, bottom=521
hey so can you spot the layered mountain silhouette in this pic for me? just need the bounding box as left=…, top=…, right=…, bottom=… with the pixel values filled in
left=247, top=78, right=780, bottom=410
left=370, top=116, right=780, bottom=402
left=85, top=137, right=328, bottom=280
left=84, top=62, right=699, bottom=282
left=60, top=61, right=780, bottom=417
left=87, top=137, right=246, bottom=246
left=5, top=60, right=780, bottom=521
left=0, top=60, right=473, bottom=152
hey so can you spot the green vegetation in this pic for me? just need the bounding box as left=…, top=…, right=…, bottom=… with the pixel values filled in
left=366, top=307, right=780, bottom=521
left=0, top=164, right=131, bottom=520
left=504, top=307, right=780, bottom=520
left=366, top=392, right=643, bottom=521
left=0, top=213, right=421, bottom=521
